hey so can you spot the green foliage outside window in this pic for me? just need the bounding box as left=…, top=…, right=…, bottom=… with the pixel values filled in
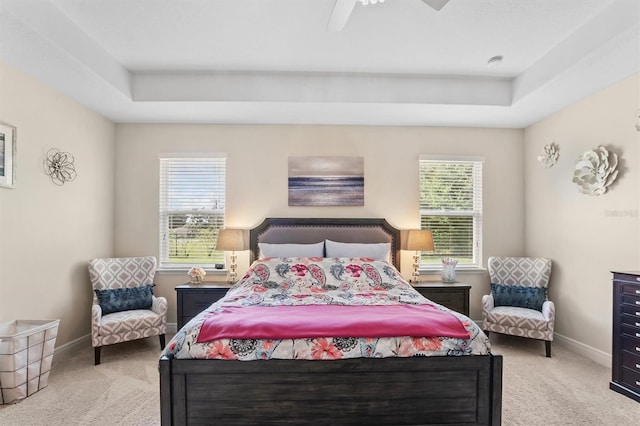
left=167, top=212, right=225, bottom=264
left=419, top=161, right=480, bottom=266
left=419, top=163, right=474, bottom=211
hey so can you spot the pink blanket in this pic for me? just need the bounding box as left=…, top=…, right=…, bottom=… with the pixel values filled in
left=196, top=304, right=470, bottom=342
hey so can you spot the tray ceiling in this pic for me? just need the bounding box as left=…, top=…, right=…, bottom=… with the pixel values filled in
left=1, top=0, right=638, bottom=127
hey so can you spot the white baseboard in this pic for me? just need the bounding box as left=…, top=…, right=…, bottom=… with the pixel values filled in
left=56, top=326, right=611, bottom=368
left=53, top=326, right=180, bottom=358
left=472, top=318, right=611, bottom=367
left=54, top=333, right=90, bottom=358
left=553, top=332, right=611, bottom=367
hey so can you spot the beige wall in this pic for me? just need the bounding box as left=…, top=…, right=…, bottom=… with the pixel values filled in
left=4, top=58, right=636, bottom=357
left=0, top=62, right=115, bottom=346
left=524, top=73, right=640, bottom=358
left=115, top=124, right=525, bottom=323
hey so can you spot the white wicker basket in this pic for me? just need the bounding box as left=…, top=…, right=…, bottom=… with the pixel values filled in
left=0, top=320, right=60, bottom=404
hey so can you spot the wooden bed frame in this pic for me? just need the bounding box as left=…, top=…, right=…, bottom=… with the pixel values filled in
left=160, top=218, right=503, bottom=425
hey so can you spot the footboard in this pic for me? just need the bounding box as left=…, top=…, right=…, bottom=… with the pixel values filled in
left=160, top=354, right=502, bottom=425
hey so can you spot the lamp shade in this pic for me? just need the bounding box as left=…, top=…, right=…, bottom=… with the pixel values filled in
left=403, top=229, right=434, bottom=251
left=215, top=229, right=249, bottom=251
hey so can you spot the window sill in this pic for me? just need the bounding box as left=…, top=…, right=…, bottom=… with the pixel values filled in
left=157, top=268, right=228, bottom=276
left=419, top=267, right=486, bottom=275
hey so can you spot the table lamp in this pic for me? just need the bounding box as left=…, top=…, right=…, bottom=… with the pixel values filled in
left=215, top=228, right=248, bottom=283
left=403, top=229, right=434, bottom=284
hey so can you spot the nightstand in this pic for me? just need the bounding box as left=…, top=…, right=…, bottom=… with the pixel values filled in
left=175, top=284, right=232, bottom=330
left=413, top=282, right=471, bottom=316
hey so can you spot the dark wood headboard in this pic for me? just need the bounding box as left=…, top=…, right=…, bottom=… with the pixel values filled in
left=249, top=218, right=401, bottom=268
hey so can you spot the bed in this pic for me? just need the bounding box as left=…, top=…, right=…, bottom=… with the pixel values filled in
left=159, top=218, right=502, bottom=425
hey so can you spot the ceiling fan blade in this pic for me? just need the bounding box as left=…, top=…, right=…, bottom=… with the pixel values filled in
left=422, top=0, right=450, bottom=11
left=328, top=0, right=357, bottom=32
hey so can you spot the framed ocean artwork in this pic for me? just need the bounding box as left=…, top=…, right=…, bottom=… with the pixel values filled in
left=0, top=121, right=16, bottom=189
left=288, top=156, right=364, bottom=206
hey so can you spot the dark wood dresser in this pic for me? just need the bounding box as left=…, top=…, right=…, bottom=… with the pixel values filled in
left=175, top=284, right=231, bottom=330
left=611, top=271, right=640, bottom=402
left=413, top=282, right=471, bottom=317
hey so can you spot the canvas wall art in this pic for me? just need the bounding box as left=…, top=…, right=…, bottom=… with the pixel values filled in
left=0, top=121, right=16, bottom=189
left=288, top=156, right=364, bottom=206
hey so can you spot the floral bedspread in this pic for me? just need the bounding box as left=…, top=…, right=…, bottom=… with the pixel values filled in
left=163, top=257, right=491, bottom=361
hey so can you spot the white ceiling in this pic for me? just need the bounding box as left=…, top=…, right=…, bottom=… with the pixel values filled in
left=1, top=0, right=638, bottom=127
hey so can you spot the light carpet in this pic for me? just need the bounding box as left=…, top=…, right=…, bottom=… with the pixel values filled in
left=1, top=333, right=639, bottom=425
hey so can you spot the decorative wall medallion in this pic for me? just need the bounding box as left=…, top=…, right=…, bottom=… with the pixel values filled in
left=43, top=148, right=77, bottom=185
left=572, top=146, right=618, bottom=196
left=537, top=142, right=559, bottom=168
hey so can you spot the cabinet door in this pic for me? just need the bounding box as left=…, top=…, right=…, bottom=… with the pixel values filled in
left=177, top=287, right=229, bottom=329
left=427, top=291, right=466, bottom=314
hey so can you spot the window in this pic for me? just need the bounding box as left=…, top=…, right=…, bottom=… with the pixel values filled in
left=419, top=156, right=483, bottom=269
left=159, top=155, right=226, bottom=269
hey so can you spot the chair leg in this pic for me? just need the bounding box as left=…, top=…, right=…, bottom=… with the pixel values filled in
left=545, top=340, right=551, bottom=358
left=159, top=334, right=166, bottom=350
left=94, top=346, right=101, bottom=365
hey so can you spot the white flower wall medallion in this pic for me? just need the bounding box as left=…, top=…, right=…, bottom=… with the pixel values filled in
left=43, top=148, right=77, bottom=185
left=537, top=142, right=559, bottom=168
left=572, top=146, right=618, bottom=196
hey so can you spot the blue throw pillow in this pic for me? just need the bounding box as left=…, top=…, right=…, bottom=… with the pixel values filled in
left=95, top=284, right=154, bottom=315
left=491, top=283, right=547, bottom=311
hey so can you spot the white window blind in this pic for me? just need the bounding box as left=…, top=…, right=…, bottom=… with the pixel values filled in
left=159, top=155, right=226, bottom=269
left=419, top=156, right=483, bottom=269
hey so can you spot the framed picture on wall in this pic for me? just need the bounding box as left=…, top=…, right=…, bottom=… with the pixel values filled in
left=0, top=121, right=17, bottom=189
left=288, top=156, right=364, bottom=206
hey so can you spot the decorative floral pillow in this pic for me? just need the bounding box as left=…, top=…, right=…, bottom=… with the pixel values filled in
left=95, top=284, right=154, bottom=314
left=491, top=283, right=547, bottom=311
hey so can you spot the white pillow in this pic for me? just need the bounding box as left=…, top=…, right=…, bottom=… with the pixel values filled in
left=325, top=239, right=391, bottom=261
left=258, top=242, right=324, bottom=258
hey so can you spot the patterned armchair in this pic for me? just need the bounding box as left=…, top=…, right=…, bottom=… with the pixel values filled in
left=481, top=256, right=554, bottom=357
left=88, top=256, right=167, bottom=365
